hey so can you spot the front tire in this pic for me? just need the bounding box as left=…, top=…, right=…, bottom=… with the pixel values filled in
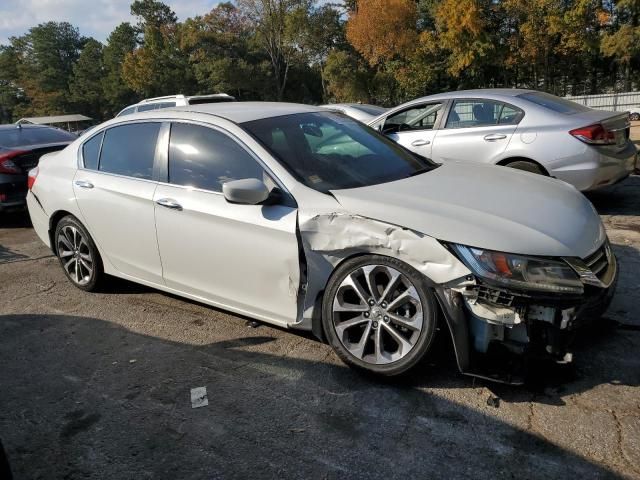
left=322, top=255, right=438, bottom=376
left=54, top=216, right=103, bottom=291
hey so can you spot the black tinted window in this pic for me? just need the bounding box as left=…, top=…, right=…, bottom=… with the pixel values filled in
left=242, top=112, right=435, bottom=193
left=157, top=102, right=176, bottom=109
left=82, top=131, right=103, bottom=170
left=99, top=123, right=160, bottom=179
left=169, top=123, right=263, bottom=192
left=0, top=127, right=76, bottom=148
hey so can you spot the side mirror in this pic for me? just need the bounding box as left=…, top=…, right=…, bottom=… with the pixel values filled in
left=222, top=178, right=270, bottom=205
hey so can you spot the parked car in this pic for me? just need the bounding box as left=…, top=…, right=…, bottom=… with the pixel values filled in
left=319, top=103, right=387, bottom=123
left=0, top=124, right=76, bottom=212
left=369, top=89, right=637, bottom=191
left=116, top=93, right=236, bottom=117
left=27, top=103, right=616, bottom=383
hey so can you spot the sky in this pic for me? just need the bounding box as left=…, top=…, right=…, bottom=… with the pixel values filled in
left=0, top=0, right=222, bottom=45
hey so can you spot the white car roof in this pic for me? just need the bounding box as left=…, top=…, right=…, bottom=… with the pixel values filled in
left=172, top=102, right=324, bottom=123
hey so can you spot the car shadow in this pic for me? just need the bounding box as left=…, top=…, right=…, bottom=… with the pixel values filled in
left=0, top=244, right=29, bottom=263
left=0, top=313, right=632, bottom=479
left=586, top=175, right=640, bottom=216
left=0, top=210, right=31, bottom=229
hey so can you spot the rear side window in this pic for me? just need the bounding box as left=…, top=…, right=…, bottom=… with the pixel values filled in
left=156, top=102, right=176, bottom=109
left=137, top=104, right=156, bottom=112
left=518, top=92, right=590, bottom=114
left=168, top=123, right=263, bottom=192
left=0, top=127, right=76, bottom=148
left=445, top=100, right=523, bottom=128
left=82, top=131, right=103, bottom=170
left=99, top=123, right=160, bottom=180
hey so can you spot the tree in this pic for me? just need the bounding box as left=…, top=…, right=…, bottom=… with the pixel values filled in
left=122, top=1, right=195, bottom=97
left=102, top=23, right=138, bottom=115
left=238, top=0, right=314, bottom=100
left=601, top=0, right=640, bottom=90
left=346, top=0, right=418, bottom=67
left=70, top=39, right=105, bottom=119
left=6, top=22, right=85, bottom=115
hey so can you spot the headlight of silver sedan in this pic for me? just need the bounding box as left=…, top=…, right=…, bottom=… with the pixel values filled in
left=452, top=244, right=584, bottom=294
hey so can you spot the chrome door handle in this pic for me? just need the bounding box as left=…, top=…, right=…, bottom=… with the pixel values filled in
left=411, top=139, right=431, bottom=147
left=155, top=198, right=182, bottom=210
left=483, top=134, right=507, bottom=141
left=74, top=180, right=94, bottom=189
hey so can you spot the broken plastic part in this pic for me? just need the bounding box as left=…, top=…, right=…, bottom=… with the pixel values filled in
left=296, top=212, right=471, bottom=327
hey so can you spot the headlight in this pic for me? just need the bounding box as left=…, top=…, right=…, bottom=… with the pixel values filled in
left=452, top=244, right=583, bottom=294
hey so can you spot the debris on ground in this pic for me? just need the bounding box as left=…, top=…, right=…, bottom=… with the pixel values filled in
left=190, top=387, right=209, bottom=409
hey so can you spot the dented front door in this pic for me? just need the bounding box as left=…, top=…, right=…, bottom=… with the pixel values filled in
left=154, top=184, right=300, bottom=326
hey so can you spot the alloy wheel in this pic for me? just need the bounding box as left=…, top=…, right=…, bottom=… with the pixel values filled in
left=57, top=225, right=94, bottom=286
left=332, top=264, right=424, bottom=365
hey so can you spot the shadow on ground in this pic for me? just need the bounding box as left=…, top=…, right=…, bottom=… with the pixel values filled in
left=0, top=313, right=636, bottom=479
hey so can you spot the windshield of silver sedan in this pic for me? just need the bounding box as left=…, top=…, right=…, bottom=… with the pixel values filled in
left=241, top=112, right=436, bottom=192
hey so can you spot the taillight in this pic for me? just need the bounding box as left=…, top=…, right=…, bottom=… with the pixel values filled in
left=569, top=124, right=616, bottom=145
left=0, top=150, right=27, bottom=174
left=28, top=166, right=39, bottom=190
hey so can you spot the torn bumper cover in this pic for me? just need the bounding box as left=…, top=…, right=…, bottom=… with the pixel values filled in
left=437, top=244, right=618, bottom=384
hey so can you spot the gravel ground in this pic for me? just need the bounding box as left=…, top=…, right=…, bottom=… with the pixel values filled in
left=0, top=177, right=639, bottom=480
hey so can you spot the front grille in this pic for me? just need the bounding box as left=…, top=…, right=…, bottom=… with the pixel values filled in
left=476, top=285, right=516, bottom=307
left=583, top=243, right=610, bottom=281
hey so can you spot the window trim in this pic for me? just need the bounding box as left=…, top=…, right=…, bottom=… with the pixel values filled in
left=158, top=119, right=294, bottom=201
left=443, top=98, right=525, bottom=130
left=382, top=101, right=446, bottom=133
left=77, top=120, right=166, bottom=183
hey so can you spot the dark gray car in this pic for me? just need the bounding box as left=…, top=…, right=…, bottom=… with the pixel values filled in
left=0, top=124, right=76, bottom=212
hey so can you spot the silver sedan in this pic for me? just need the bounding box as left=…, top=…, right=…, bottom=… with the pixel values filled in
left=27, top=102, right=616, bottom=383
left=369, top=89, right=637, bottom=191
left=319, top=103, right=387, bottom=123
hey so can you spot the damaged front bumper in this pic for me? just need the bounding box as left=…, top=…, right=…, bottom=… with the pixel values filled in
left=436, top=246, right=618, bottom=385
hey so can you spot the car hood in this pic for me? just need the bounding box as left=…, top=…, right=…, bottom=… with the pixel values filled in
left=330, top=162, right=605, bottom=259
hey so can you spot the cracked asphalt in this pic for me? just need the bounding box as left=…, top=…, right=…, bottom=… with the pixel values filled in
left=1, top=177, right=640, bottom=480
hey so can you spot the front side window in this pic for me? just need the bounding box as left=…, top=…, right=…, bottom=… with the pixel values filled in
left=242, top=112, right=435, bottom=193
left=383, top=103, right=442, bottom=133
left=99, top=123, right=160, bottom=179
left=445, top=99, right=520, bottom=128
left=168, top=123, right=264, bottom=192
left=82, top=131, right=103, bottom=170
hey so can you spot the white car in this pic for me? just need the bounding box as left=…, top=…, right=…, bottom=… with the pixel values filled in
left=369, top=89, right=637, bottom=191
left=116, top=93, right=235, bottom=117
left=26, top=103, right=617, bottom=383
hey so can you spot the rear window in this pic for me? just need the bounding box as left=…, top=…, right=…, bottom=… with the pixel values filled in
left=0, top=127, right=76, bottom=148
left=518, top=92, right=590, bottom=115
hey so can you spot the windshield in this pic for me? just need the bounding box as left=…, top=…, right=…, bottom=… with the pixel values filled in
left=350, top=104, right=387, bottom=116
left=518, top=92, right=590, bottom=115
left=242, top=112, right=435, bottom=193
left=0, top=127, right=76, bottom=148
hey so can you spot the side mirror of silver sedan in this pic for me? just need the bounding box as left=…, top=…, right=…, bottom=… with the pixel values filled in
left=222, top=178, right=270, bottom=205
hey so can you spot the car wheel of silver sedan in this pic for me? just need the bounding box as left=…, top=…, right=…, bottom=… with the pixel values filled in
left=322, top=255, right=437, bottom=376
left=55, top=215, right=103, bottom=291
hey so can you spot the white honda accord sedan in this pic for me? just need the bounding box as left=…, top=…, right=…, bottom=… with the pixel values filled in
left=26, top=103, right=617, bottom=383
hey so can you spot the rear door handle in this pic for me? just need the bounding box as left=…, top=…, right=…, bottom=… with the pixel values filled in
left=74, top=180, right=94, bottom=189
left=155, top=198, right=183, bottom=210
left=411, top=139, right=431, bottom=147
left=483, top=134, right=507, bottom=141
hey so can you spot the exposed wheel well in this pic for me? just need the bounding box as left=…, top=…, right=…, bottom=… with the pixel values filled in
left=48, top=210, right=74, bottom=254
left=496, top=157, right=549, bottom=176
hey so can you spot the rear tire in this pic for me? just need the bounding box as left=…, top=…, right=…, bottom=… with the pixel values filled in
left=630, top=113, right=640, bottom=121
left=322, top=255, right=438, bottom=376
left=54, top=215, right=103, bottom=292
left=504, top=160, right=545, bottom=175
